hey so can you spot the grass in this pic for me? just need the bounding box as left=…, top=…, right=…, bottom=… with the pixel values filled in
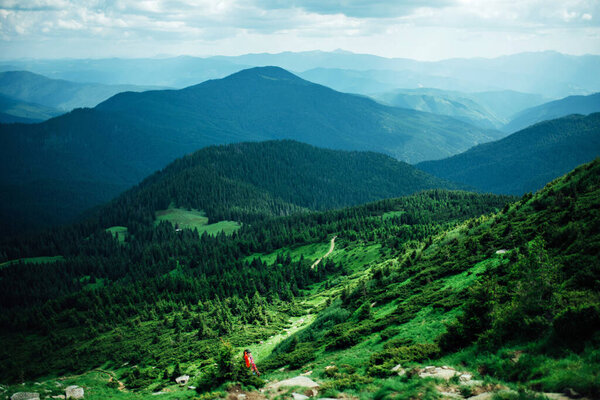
left=155, top=206, right=240, bottom=236
left=0, top=255, right=64, bottom=267
left=106, top=226, right=128, bottom=243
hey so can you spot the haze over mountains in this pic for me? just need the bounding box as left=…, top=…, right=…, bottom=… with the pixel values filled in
left=417, top=113, right=600, bottom=195
left=2, top=50, right=598, bottom=98
left=0, top=70, right=163, bottom=113
left=503, top=92, right=600, bottom=133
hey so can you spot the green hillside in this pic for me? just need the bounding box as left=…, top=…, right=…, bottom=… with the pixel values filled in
left=1, top=156, right=598, bottom=399
left=417, top=113, right=600, bottom=195
left=504, top=92, right=600, bottom=133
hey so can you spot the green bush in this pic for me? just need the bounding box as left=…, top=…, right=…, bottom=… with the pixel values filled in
left=552, top=305, right=600, bottom=348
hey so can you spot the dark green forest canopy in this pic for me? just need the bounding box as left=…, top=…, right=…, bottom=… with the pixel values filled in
left=417, top=112, right=600, bottom=195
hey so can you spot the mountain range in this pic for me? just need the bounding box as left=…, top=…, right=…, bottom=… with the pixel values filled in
left=0, top=66, right=501, bottom=234
left=417, top=113, right=600, bottom=195
left=503, top=92, right=600, bottom=133
left=2, top=51, right=599, bottom=98
left=0, top=70, right=164, bottom=112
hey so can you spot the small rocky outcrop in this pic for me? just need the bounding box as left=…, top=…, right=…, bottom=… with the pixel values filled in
left=267, top=376, right=319, bottom=390
left=175, top=375, right=190, bottom=386
left=10, top=393, right=40, bottom=400
left=65, top=385, right=84, bottom=399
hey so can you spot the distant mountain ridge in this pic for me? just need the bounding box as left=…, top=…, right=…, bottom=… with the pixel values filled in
left=2, top=51, right=598, bottom=97
left=504, top=92, right=600, bottom=133
left=0, top=70, right=165, bottom=112
left=417, top=113, right=600, bottom=195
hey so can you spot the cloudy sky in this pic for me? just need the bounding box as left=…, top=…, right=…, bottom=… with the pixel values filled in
left=0, top=0, right=599, bottom=60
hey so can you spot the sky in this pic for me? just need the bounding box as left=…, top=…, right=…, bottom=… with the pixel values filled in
left=0, top=0, right=599, bottom=60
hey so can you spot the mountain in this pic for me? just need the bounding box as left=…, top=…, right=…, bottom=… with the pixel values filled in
left=299, top=67, right=477, bottom=94
left=373, top=88, right=505, bottom=129
left=0, top=57, right=249, bottom=88
left=504, top=92, right=600, bottom=133
left=0, top=71, right=165, bottom=112
left=373, top=88, right=549, bottom=130
left=0, top=94, right=62, bottom=123
left=417, top=113, right=600, bottom=195
left=93, top=140, right=463, bottom=227
left=3, top=51, right=598, bottom=97
left=0, top=67, right=498, bottom=233
left=1, top=152, right=597, bottom=398
left=0, top=139, right=461, bottom=236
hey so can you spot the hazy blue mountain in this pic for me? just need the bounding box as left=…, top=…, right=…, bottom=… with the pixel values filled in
left=299, top=67, right=479, bottom=94
left=2, top=51, right=598, bottom=97
left=0, top=57, right=249, bottom=88
left=504, top=92, right=600, bottom=133
left=94, top=66, right=499, bottom=163
left=417, top=113, right=600, bottom=195
left=372, top=88, right=549, bottom=130
left=0, top=94, right=62, bottom=123
left=0, top=67, right=495, bottom=233
left=0, top=71, right=165, bottom=111
left=373, top=88, right=504, bottom=129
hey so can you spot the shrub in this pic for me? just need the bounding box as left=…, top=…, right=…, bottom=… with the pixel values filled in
left=552, top=305, right=600, bottom=349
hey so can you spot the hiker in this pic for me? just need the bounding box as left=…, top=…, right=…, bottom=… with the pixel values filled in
left=243, top=349, right=260, bottom=376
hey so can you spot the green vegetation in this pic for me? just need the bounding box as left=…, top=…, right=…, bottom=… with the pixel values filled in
left=0, top=158, right=598, bottom=399
left=0, top=255, right=64, bottom=267
left=154, top=207, right=241, bottom=236
left=106, top=226, right=128, bottom=243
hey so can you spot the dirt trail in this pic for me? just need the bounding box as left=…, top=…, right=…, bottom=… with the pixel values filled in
left=311, top=236, right=337, bottom=269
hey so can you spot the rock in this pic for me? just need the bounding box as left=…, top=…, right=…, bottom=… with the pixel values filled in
left=467, top=393, right=495, bottom=400
left=292, top=393, right=309, bottom=400
left=545, top=393, right=571, bottom=400
left=564, top=389, right=581, bottom=398
left=324, top=365, right=336, bottom=370
left=301, top=370, right=312, bottom=376
left=11, top=393, right=40, bottom=400
left=65, top=385, right=84, bottom=400
left=237, top=394, right=247, bottom=400
left=51, top=396, right=66, bottom=399
left=391, top=364, right=403, bottom=372
left=419, top=366, right=458, bottom=380
left=175, top=375, right=190, bottom=386
left=460, top=373, right=473, bottom=382
left=495, top=249, right=508, bottom=254
left=391, top=364, right=406, bottom=376
left=267, top=376, right=319, bottom=390
left=187, top=386, right=196, bottom=390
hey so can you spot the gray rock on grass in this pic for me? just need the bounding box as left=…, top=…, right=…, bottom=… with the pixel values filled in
left=65, top=385, right=84, bottom=399
left=10, top=393, right=40, bottom=400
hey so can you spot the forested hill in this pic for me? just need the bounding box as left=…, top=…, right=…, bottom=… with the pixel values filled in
left=0, top=66, right=498, bottom=235
left=417, top=113, right=600, bottom=195
left=504, top=92, right=600, bottom=133
left=80, top=140, right=464, bottom=230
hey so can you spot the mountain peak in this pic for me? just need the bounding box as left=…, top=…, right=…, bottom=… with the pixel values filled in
left=225, top=66, right=308, bottom=84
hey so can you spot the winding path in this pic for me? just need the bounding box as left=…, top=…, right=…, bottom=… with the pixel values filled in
left=310, top=236, right=337, bottom=269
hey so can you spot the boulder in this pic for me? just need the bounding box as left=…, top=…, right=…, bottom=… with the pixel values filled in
left=175, top=375, right=190, bottom=386
left=11, top=393, right=40, bottom=400
left=51, top=396, right=66, bottom=399
left=419, top=366, right=459, bottom=380
left=268, top=376, right=319, bottom=390
left=65, top=385, right=84, bottom=399
left=460, top=373, right=473, bottom=382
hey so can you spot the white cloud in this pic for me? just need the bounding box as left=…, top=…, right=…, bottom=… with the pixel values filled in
left=0, top=0, right=598, bottom=59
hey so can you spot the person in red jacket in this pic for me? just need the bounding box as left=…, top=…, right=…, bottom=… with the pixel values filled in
left=243, top=349, right=260, bottom=375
